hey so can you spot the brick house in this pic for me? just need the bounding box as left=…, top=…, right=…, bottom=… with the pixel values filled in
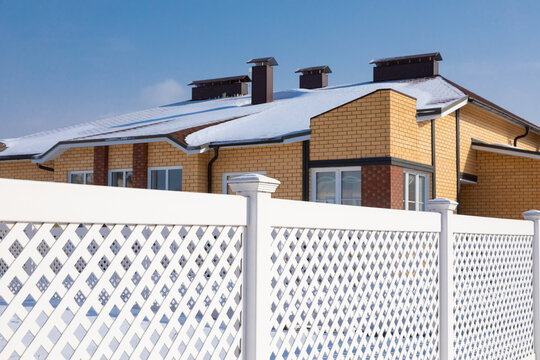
left=1, top=53, right=538, bottom=219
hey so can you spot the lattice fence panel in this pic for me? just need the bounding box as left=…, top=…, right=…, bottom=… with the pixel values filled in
left=0, top=221, right=243, bottom=360
left=453, top=233, right=534, bottom=360
left=270, top=227, right=440, bottom=360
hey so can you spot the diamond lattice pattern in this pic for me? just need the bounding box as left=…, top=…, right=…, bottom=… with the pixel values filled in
left=270, top=228, right=440, bottom=360
left=453, top=233, right=534, bottom=360
left=0, top=221, right=243, bottom=360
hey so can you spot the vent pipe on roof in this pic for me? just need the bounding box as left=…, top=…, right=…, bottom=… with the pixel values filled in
left=370, top=52, right=442, bottom=82
left=247, top=57, right=278, bottom=105
left=188, top=75, right=251, bottom=101
left=295, top=66, right=332, bottom=89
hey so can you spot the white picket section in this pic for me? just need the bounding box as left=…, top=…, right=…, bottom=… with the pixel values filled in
left=0, top=176, right=538, bottom=360
left=452, top=215, right=535, bottom=360
left=0, top=179, right=246, bottom=360
left=267, top=199, right=441, bottom=360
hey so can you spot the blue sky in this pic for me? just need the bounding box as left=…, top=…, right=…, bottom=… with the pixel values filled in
left=1, top=0, right=539, bottom=138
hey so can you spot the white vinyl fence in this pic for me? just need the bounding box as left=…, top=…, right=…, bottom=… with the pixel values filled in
left=0, top=175, right=538, bottom=360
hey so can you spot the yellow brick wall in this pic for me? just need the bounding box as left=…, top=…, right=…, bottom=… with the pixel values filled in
left=211, top=143, right=302, bottom=200
left=460, top=104, right=540, bottom=175
left=53, top=147, right=93, bottom=183
left=310, top=90, right=392, bottom=160
left=147, top=142, right=209, bottom=193
left=389, top=91, right=432, bottom=165
left=460, top=151, right=540, bottom=219
left=108, top=144, right=132, bottom=170
left=434, top=113, right=458, bottom=201
left=311, top=89, right=432, bottom=166
left=0, top=160, right=54, bottom=181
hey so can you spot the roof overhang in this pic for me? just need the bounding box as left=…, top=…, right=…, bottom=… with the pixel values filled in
left=471, top=139, right=540, bottom=160
left=207, top=130, right=311, bottom=149
left=0, top=154, right=38, bottom=161
left=416, top=96, right=469, bottom=122
left=33, top=135, right=204, bottom=164
left=31, top=129, right=312, bottom=163
left=468, top=98, right=540, bottom=135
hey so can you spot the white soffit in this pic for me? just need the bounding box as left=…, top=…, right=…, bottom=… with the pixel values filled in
left=471, top=142, right=540, bottom=160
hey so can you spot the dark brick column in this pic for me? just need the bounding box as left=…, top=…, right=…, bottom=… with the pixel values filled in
left=361, top=165, right=404, bottom=209
left=132, top=143, right=148, bottom=189
left=93, top=146, right=109, bottom=186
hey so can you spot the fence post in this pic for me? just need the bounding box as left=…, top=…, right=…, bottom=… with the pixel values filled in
left=523, top=209, right=540, bottom=356
left=427, top=198, right=458, bottom=360
left=229, top=173, right=280, bottom=360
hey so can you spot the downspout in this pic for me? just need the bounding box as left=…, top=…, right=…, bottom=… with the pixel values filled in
left=431, top=119, right=436, bottom=199
left=456, top=109, right=461, bottom=214
left=514, top=126, right=530, bottom=147
left=207, top=146, right=219, bottom=193
left=37, top=163, right=54, bottom=172
left=302, top=140, right=310, bottom=201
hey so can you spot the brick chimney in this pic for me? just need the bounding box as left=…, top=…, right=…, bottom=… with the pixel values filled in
left=246, top=57, right=278, bottom=105
left=370, top=52, right=442, bottom=82
left=295, top=66, right=332, bottom=89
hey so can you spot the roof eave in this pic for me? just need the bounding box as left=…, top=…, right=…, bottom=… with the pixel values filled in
left=207, top=130, right=311, bottom=149
left=0, top=153, right=39, bottom=162
left=416, top=96, right=469, bottom=122
left=33, top=134, right=203, bottom=164
left=31, top=128, right=312, bottom=163
left=471, top=139, right=540, bottom=160
left=468, top=98, right=540, bottom=134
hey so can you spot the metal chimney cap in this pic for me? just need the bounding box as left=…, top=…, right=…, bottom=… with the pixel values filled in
left=246, top=57, right=278, bottom=66
left=188, top=75, right=251, bottom=86
left=370, top=52, right=442, bottom=66
left=295, top=65, right=332, bottom=74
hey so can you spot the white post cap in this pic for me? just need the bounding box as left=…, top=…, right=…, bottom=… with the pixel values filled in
left=523, top=210, right=540, bottom=221
left=228, top=173, right=280, bottom=194
left=426, top=198, right=458, bottom=212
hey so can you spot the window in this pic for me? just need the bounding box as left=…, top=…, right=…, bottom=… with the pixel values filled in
left=148, top=167, right=182, bottom=191
left=222, top=171, right=266, bottom=194
left=109, top=169, right=133, bottom=188
left=68, top=171, right=93, bottom=185
left=311, top=167, right=361, bottom=206
left=403, top=170, right=429, bottom=211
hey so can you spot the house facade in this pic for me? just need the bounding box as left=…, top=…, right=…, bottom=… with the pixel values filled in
left=1, top=53, right=539, bottom=219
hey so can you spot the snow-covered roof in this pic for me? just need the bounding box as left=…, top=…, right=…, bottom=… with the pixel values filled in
left=0, top=76, right=468, bottom=160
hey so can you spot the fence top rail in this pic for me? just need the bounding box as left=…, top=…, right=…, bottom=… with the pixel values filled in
left=453, top=213, right=534, bottom=235
left=268, top=198, right=441, bottom=232
left=0, top=178, right=248, bottom=226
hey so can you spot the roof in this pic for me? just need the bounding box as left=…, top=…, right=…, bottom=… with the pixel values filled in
left=0, top=75, right=537, bottom=162
left=295, top=66, right=332, bottom=74
left=370, top=52, right=443, bottom=65
left=440, top=76, right=540, bottom=131
left=246, top=57, right=278, bottom=66
left=188, top=75, right=251, bottom=86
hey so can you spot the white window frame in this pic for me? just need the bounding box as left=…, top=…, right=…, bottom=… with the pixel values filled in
left=68, top=170, right=93, bottom=185
left=403, top=169, right=430, bottom=211
left=147, top=166, right=183, bottom=191
left=222, top=171, right=266, bottom=194
left=311, top=167, right=362, bottom=205
left=108, top=169, right=133, bottom=187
